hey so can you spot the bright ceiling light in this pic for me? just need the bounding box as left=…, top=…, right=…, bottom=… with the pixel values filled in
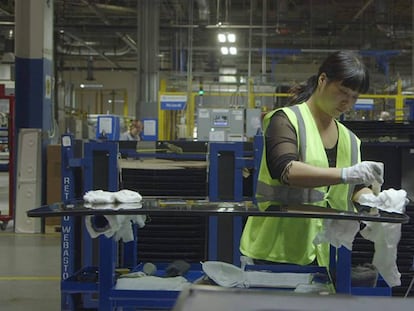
left=80, top=83, right=104, bottom=89
left=227, top=33, right=236, bottom=43
left=229, top=47, right=237, bottom=55
left=220, top=47, right=229, bottom=55
left=217, top=33, right=226, bottom=43
left=108, top=99, right=125, bottom=104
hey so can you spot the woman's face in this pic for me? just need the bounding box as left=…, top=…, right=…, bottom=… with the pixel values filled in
left=316, top=74, right=359, bottom=118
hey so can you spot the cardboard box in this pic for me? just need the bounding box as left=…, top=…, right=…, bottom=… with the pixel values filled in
left=46, top=145, right=61, bottom=226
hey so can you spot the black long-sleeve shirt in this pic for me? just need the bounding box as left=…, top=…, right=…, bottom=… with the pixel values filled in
left=265, top=110, right=337, bottom=180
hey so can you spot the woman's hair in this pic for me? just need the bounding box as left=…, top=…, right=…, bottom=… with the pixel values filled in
left=289, top=50, right=370, bottom=105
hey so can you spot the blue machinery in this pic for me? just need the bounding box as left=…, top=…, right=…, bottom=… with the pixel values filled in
left=59, top=135, right=392, bottom=310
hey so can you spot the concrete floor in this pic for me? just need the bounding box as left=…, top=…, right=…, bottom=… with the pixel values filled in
left=0, top=171, right=9, bottom=224
left=0, top=172, right=61, bottom=310
left=0, top=232, right=61, bottom=310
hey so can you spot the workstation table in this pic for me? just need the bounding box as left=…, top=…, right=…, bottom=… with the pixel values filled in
left=28, top=199, right=409, bottom=311
left=173, top=284, right=414, bottom=311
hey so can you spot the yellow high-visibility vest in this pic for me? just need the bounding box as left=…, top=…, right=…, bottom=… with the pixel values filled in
left=240, top=103, right=360, bottom=266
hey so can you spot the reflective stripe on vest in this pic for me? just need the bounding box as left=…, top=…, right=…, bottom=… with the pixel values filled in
left=290, top=105, right=307, bottom=161
left=256, top=180, right=325, bottom=203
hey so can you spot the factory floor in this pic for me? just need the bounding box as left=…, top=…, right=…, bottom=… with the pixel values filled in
left=0, top=172, right=61, bottom=310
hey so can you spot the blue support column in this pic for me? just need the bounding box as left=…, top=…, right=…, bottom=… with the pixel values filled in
left=336, top=246, right=352, bottom=294
left=208, top=216, right=218, bottom=261
left=60, top=134, right=77, bottom=311
left=83, top=141, right=119, bottom=310
left=82, top=140, right=120, bottom=245
left=209, top=142, right=245, bottom=202
left=232, top=216, right=243, bottom=266
left=252, top=133, right=263, bottom=204
left=14, top=0, right=54, bottom=205
left=99, top=236, right=117, bottom=311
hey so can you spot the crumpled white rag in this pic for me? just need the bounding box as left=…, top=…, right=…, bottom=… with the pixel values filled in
left=360, top=222, right=402, bottom=287
left=85, top=214, right=146, bottom=242
left=313, top=219, right=360, bottom=250
left=313, top=188, right=408, bottom=288
left=83, top=189, right=142, bottom=204
left=83, top=189, right=145, bottom=242
left=358, top=188, right=408, bottom=213
left=115, top=276, right=190, bottom=290
left=357, top=188, right=408, bottom=287
left=83, top=190, right=115, bottom=203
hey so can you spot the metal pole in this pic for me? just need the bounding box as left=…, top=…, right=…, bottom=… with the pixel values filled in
left=261, top=0, right=267, bottom=83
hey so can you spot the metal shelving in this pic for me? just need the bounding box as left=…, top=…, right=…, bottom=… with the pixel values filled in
left=0, top=127, right=9, bottom=172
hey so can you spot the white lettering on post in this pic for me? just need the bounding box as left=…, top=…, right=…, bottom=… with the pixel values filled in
left=61, top=223, right=71, bottom=280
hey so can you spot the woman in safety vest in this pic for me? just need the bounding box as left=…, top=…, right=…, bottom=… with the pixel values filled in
left=240, top=51, right=387, bottom=267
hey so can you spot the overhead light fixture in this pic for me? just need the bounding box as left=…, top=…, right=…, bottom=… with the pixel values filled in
left=80, top=83, right=104, bottom=89
left=218, top=31, right=237, bottom=56
left=227, top=33, right=236, bottom=43
left=220, top=46, right=237, bottom=56
left=220, top=47, right=229, bottom=55
left=79, top=56, right=104, bottom=88
left=229, top=47, right=237, bottom=55
left=108, top=99, right=124, bottom=104
left=217, top=32, right=236, bottom=43
left=217, top=33, right=226, bottom=43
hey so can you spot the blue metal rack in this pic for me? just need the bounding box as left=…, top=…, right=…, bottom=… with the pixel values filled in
left=60, top=137, right=219, bottom=310
left=61, top=135, right=121, bottom=310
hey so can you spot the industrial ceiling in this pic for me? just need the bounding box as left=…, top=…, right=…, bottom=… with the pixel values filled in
left=0, top=0, right=413, bottom=90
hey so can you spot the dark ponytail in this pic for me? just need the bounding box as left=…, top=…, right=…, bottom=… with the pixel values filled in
left=288, top=75, right=318, bottom=106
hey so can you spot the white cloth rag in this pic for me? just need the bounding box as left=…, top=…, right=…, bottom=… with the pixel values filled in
left=115, top=276, right=190, bottom=291
left=360, top=222, right=402, bottom=287
left=83, top=189, right=145, bottom=242
left=312, top=189, right=408, bottom=287
left=356, top=188, right=408, bottom=287
left=313, top=219, right=360, bottom=250
left=83, top=189, right=142, bottom=204
left=84, top=203, right=143, bottom=210
left=201, top=261, right=311, bottom=289
left=85, top=214, right=122, bottom=239
left=85, top=214, right=146, bottom=242
left=358, top=188, right=408, bottom=213
left=83, top=190, right=115, bottom=203
left=113, top=189, right=142, bottom=203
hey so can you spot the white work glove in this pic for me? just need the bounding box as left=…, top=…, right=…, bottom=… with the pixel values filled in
left=357, top=188, right=408, bottom=214
left=341, top=161, right=384, bottom=186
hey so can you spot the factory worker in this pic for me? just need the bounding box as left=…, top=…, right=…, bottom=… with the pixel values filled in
left=240, top=50, right=396, bottom=268
left=120, top=120, right=143, bottom=141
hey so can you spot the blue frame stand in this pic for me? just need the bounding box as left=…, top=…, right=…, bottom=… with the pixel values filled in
left=57, top=136, right=392, bottom=311
left=61, top=137, right=138, bottom=311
